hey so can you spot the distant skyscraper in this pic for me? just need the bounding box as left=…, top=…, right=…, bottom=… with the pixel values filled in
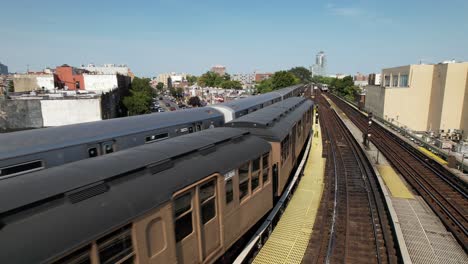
left=0, top=62, right=8, bottom=75
left=312, top=51, right=327, bottom=76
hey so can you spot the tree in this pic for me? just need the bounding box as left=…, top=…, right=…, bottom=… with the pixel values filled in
left=123, top=90, right=152, bottom=116
left=188, top=96, right=202, bottom=107
left=156, top=82, right=164, bottom=91
left=186, top=75, right=197, bottom=85
left=123, top=77, right=154, bottom=116
left=220, top=80, right=243, bottom=90
left=256, top=78, right=273, bottom=94
left=7, top=80, right=14, bottom=92
left=198, top=71, right=224, bottom=87
left=289, top=67, right=311, bottom=83
left=271, top=71, right=299, bottom=89
left=329, top=75, right=359, bottom=100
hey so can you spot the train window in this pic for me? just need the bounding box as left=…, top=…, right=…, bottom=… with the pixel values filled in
left=174, top=192, right=193, bottom=242
left=200, top=180, right=216, bottom=224
left=196, top=124, right=202, bottom=131
left=0, top=160, right=44, bottom=178
left=251, top=157, right=260, bottom=191
left=281, top=135, right=290, bottom=166
left=51, top=245, right=91, bottom=264
left=189, top=127, right=194, bottom=133
left=239, top=162, right=250, bottom=200
left=102, top=142, right=115, bottom=154
left=145, top=133, right=169, bottom=143
left=97, top=225, right=134, bottom=264
left=262, top=153, right=269, bottom=184
left=298, top=120, right=302, bottom=137
left=225, top=179, right=233, bottom=204
left=88, top=147, right=99, bottom=157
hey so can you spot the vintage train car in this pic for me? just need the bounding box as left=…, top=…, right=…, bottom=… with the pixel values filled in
left=225, top=97, right=314, bottom=197
left=0, top=128, right=274, bottom=264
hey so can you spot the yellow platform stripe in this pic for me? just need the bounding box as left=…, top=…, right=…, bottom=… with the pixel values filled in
left=253, top=120, right=326, bottom=264
left=377, top=165, right=414, bottom=199
left=418, top=147, right=448, bottom=165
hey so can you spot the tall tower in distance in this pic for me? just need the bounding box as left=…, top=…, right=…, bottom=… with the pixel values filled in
left=314, top=51, right=327, bottom=76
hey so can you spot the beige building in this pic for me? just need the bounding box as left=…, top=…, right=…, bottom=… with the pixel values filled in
left=365, top=62, right=468, bottom=139
left=156, top=72, right=188, bottom=87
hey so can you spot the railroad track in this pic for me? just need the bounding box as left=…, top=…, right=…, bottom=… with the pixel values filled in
left=308, top=95, right=398, bottom=264
left=327, top=93, right=468, bottom=251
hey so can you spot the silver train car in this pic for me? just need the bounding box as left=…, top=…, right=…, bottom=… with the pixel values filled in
left=0, top=85, right=306, bottom=179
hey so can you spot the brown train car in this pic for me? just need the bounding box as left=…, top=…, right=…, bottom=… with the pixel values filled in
left=226, top=97, right=314, bottom=197
left=0, top=128, right=273, bottom=264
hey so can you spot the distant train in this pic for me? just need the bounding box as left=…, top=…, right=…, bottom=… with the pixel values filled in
left=0, top=97, right=313, bottom=264
left=0, top=85, right=306, bottom=180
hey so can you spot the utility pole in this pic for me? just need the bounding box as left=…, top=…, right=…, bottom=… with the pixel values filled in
left=363, top=112, right=373, bottom=148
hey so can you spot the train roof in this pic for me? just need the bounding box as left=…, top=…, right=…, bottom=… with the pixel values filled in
left=214, top=92, right=282, bottom=110
left=274, top=84, right=304, bottom=96
left=226, top=98, right=313, bottom=141
left=0, top=107, right=222, bottom=160
left=0, top=127, right=270, bottom=263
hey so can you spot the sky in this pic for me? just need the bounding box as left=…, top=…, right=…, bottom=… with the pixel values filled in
left=1, top=0, right=467, bottom=77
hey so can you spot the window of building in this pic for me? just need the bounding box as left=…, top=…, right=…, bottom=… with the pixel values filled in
left=200, top=180, right=216, bottom=224
left=52, top=245, right=91, bottom=264
left=262, top=153, right=269, bottom=184
left=145, top=133, right=169, bottom=143
left=0, top=160, right=44, bottom=178
left=225, top=178, right=233, bottom=204
left=399, top=74, right=408, bottom=87
left=97, top=225, right=134, bottom=264
left=174, top=192, right=193, bottom=242
left=392, top=74, right=399, bottom=87
left=239, top=162, right=250, bottom=200
left=251, top=157, right=260, bottom=191
left=384, top=75, right=390, bottom=86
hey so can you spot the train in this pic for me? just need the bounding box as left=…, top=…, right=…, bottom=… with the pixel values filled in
left=0, top=85, right=307, bottom=180
left=0, top=97, right=314, bottom=264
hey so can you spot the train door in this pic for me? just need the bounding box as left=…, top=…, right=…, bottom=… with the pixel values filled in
left=272, top=163, right=278, bottom=197
left=198, top=179, right=221, bottom=260
left=291, top=126, right=296, bottom=162
left=174, top=178, right=221, bottom=264
left=174, top=190, right=200, bottom=264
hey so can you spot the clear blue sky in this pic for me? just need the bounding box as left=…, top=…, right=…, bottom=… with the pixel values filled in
left=1, top=0, right=467, bottom=77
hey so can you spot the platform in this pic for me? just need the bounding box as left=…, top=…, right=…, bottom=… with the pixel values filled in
left=253, top=121, right=325, bottom=264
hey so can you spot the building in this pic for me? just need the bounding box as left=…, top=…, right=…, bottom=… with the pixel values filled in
left=55, top=65, right=87, bottom=90
left=368, top=73, right=382, bottom=85
left=255, top=73, right=273, bottom=82
left=80, top=64, right=130, bottom=76
left=312, top=51, right=327, bottom=76
left=328, top=73, right=347, bottom=79
left=13, top=73, right=55, bottom=92
left=365, top=62, right=468, bottom=139
left=354, top=72, right=368, bottom=87
left=156, top=72, right=188, bottom=87
left=211, top=65, right=226, bottom=76
left=0, top=62, right=8, bottom=75
left=232, top=73, right=255, bottom=88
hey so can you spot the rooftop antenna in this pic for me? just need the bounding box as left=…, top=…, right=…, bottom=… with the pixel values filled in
left=27, top=64, right=30, bottom=73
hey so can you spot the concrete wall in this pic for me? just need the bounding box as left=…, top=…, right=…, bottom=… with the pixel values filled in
left=37, top=76, right=55, bottom=90
left=0, top=99, right=43, bottom=131
left=364, top=85, right=385, bottom=118
left=438, top=63, right=468, bottom=132
left=84, top=74, right=118, bottom=93
left=13, top=75, right=38, bottom=92
left=381, top=65, right=434, bottom=131
left=40, top=99, right=101, bottom=126
left=461, top=71, right=468, bottom=139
